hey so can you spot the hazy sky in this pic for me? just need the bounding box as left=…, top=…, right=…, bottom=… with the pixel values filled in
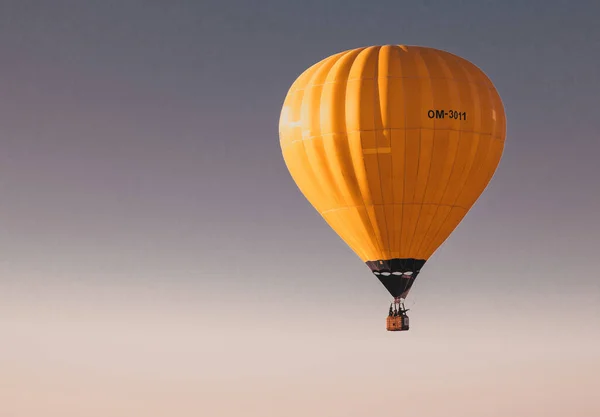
left=1, top=1, right=599, bottom=416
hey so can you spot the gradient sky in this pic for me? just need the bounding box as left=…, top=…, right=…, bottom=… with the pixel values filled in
left=1, top=1, right=599, bottom=416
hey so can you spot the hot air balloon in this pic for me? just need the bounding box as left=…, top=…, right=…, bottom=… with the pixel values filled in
left=278, top=45, right=506, bottom=331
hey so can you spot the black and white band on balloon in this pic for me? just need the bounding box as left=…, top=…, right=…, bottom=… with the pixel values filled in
left=365, top=258, right=426, bottom=299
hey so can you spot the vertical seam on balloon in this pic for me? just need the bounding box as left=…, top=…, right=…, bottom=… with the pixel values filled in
left=373, top=46, right=393, bottom=259
left=326, top=50, right=369, bottom=260
left=372, top=46, right=391, bottom=259
left=401, top=47, right=428, bottom=296
left=414, top=53, right=464, bottom=256
left=296, top=65, right=328, bottom=209
left=315, top=59, right=349, bottom=214
left=399, top=48, right=408, bottom=260
left=406, top=48, right=435, bottom=257
left=319, top=55, right=355, bottom=257
left=298, top=55, right=340, bottom=215
left=385, top=46, right=396, bottom=259
left=340, top=55, right=371, bottom=259
left=349, top=52, right=386, bottom=261
left=350, top=48, right=386, bottom=260
left=402, top=55, right=421, bottom=260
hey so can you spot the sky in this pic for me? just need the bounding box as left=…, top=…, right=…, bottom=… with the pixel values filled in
left=1, top=1, right=599, bottom=416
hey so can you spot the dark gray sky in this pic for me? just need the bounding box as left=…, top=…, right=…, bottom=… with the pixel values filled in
left=1, top=1, right=599, bottom=416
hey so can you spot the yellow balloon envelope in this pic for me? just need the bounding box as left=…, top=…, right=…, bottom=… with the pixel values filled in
left=279, top=45, right=506, bottom=302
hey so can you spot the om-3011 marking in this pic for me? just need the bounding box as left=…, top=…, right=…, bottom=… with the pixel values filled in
left=427, top=110, right=467, bottom=120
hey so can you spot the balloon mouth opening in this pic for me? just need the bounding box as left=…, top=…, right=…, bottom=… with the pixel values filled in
left=367, top=258, right=426, bottom=299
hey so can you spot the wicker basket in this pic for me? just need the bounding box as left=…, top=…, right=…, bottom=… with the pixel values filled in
left=386, top=315, right=408, bottom=331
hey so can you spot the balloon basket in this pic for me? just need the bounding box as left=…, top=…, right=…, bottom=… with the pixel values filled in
left=386, top=298, right=410, bottom=332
